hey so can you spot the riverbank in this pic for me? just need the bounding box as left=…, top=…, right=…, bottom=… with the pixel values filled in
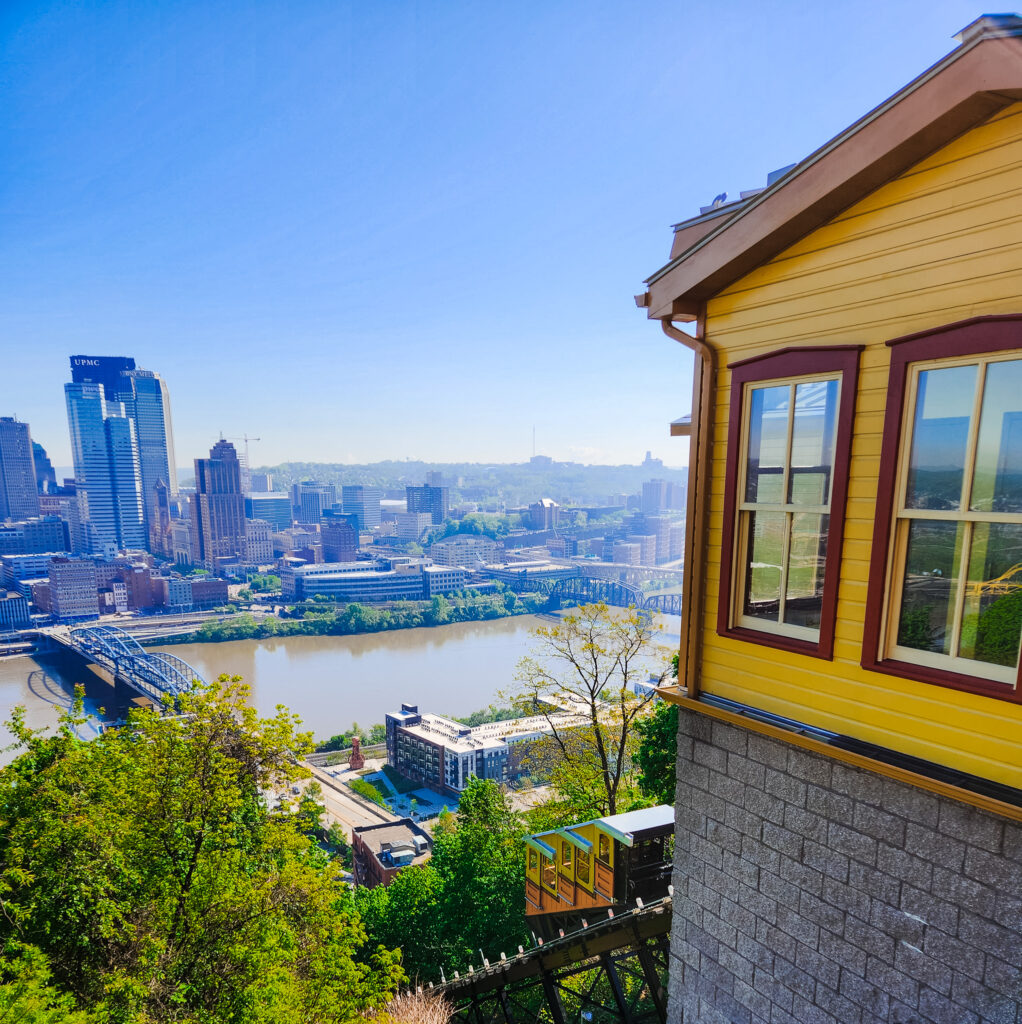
left=152, top=590, right=551, bottom=646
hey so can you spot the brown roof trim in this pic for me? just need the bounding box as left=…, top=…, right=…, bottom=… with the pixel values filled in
left=727, top=343, right=864, bottom=370
left=884, top=312, right=1022, bottom=347
left=644, top=27, right=1022, bottom=318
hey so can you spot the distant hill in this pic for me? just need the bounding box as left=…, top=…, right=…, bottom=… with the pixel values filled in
left=251, top=459, right=687, bottom=507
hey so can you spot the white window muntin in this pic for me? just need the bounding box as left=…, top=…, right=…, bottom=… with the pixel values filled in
left=884, top=350, right=1022, bottom=687
left=732, top=372, right=841, bottom=641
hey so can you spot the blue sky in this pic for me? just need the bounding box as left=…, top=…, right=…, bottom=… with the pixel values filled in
left=0, top=0, right=981, bottom=469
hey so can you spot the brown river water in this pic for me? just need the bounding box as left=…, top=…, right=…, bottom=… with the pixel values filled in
left=0, top=612, right=680, bottom=756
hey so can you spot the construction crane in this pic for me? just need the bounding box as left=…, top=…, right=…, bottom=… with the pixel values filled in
left=225, top=435, right=262, bottom=488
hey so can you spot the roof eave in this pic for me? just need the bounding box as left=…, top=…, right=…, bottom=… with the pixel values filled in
left=642, top=28, right=1022, bottom=320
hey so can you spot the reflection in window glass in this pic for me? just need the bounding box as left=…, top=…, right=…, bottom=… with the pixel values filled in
left=905, top=365, right=976, bottom=511
left=736, top=373, right=842, bottom=641
left=970, top=359, right=1022, bottom=514
left=528, top=849, right=537, bottom=873
left=959, top=522, right=1022, bottom=669
left=896, top=521, right=965, bottom=656
left=742, top=512, right=785, bottom=621
left=576, top=849, right=591, bottom=885
left=560, top=842, right=572, bottom=871
left=597, top=833, right=611, bottom=865
left=744, top=385, right=790, bottom=503
left=788, top=379, right=838, bottom=506
left=542, top=855, right=556, bottom=892
left=784, top=513, right=829, bottom=629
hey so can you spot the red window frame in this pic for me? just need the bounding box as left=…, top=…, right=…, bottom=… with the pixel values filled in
left=718, top=345, right=862, bottom=660
left=862, top=315, right=1022, bottom=703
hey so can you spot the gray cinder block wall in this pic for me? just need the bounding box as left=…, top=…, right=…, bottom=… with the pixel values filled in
left=668, top=709, right=1021, bottom=1024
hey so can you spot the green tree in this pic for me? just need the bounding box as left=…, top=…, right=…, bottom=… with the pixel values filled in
left=356, top=779, right=527, bottom=983
left=0, top=943, right=97, bottom=1023
left=634, top=701, right=679, bottom=805
left=429, top=778, right=528, bottom=971
left=354, top=865, right=444, bottom=982
left=426, top=595, right=452, bottom=626
left=509, top=603, right=669, bottom=817
left=0, top=681, right=402, bottom=1023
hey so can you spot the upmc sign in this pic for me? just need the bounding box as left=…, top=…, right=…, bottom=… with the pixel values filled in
left=72, top=358, right=101, bottom=367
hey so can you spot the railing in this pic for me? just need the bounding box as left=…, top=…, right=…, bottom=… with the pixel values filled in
left=424, top=893, right=673, bottom=1024
left=65, top=624, right=207, bottom=707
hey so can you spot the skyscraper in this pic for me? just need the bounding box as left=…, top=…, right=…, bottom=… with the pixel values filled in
left=116, top=369, right=177, bottom=548
left=0, top=418, right=40, bottom=520
left=291, top=481, right=336, bottom=524
left=191, top=440, right=247, bottom=569
left=67, top=356, right=177, bottom=555
left=341, top=485, right=382, bottom=530
left=31, top=442, right=57, bottom=494
left=321, top=509, right=358, bottom=562
left=70, top=355, right=135, bottom=400
left=65, top=383, right=146, bottom=556
left=406, top=481, right=449, bottom=525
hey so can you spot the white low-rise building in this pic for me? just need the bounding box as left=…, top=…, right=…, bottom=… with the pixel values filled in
left=429, top=535, right=501, bottom=567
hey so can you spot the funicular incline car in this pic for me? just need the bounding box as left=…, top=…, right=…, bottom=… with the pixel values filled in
left=523, top=805, right=674, bottom=939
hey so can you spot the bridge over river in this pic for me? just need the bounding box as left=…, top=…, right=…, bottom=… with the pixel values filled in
left=39, top=624, right=207, bottom=711
left=502, top=570, right=683, bottom=617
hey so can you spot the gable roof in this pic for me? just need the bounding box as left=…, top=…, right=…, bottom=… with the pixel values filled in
left=639, top=15, right=1022, bottom=320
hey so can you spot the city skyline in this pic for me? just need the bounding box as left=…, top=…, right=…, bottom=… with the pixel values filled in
left=0, top=0, right=978, bottom=467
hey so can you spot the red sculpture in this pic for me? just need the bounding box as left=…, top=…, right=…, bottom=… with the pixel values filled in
left=348, top=735, right=365, bottom=771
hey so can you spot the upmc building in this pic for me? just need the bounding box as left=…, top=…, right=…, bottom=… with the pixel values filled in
left=70, top=355, right=136, bottom=401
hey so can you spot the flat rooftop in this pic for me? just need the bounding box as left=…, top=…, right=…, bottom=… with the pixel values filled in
left=394, top=707, right=589, bottom=754
left=354, top=819, right=431, bottom=865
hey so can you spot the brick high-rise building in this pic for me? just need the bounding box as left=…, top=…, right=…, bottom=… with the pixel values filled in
left=321, top=509, right=358, bottom=562
left=191, top=440, right=246, bottom=570
left=0, top=418, right=40, bottom=521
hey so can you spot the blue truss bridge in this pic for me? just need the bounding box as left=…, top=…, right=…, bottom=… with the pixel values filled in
left=43, top=624, right=207, bottom=709
left=501, top=571, right=683, bottom=617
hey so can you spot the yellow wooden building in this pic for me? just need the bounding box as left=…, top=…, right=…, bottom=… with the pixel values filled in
left=639, top=14, right=1022, bottom=806
left=637, top=16, right=1022, bottom=1022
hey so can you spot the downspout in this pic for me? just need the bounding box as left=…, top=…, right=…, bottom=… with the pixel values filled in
left=661, top=312, right=714, bottom=699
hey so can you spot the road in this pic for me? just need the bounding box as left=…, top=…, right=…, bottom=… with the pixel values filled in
left=303, top=761, right=398, bottom=838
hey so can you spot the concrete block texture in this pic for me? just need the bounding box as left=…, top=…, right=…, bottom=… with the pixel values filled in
left=668, top=709, right=1022, bottom=1024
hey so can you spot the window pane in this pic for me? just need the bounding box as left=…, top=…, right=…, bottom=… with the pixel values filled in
left=905, top=365, right=977, bottom=510
left=745, top=385, right=790, bottom=504
left=742, top=511, right=784, bottom=623
left=959, top=522, right=1022, bottom=670
left=784, top=513, right=828, bottom=630
left=577, top=849, right=591, bottom=885
left=543, top=856, right=556, bottom=891
left=788, top=379, right=839, bottom=507
left=895, top=521, right=965, bottom=655
left=970, top=359, right=1022, bottom=513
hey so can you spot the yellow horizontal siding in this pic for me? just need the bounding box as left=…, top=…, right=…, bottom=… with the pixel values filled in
left=699, top=102, right=1022, bottom=787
